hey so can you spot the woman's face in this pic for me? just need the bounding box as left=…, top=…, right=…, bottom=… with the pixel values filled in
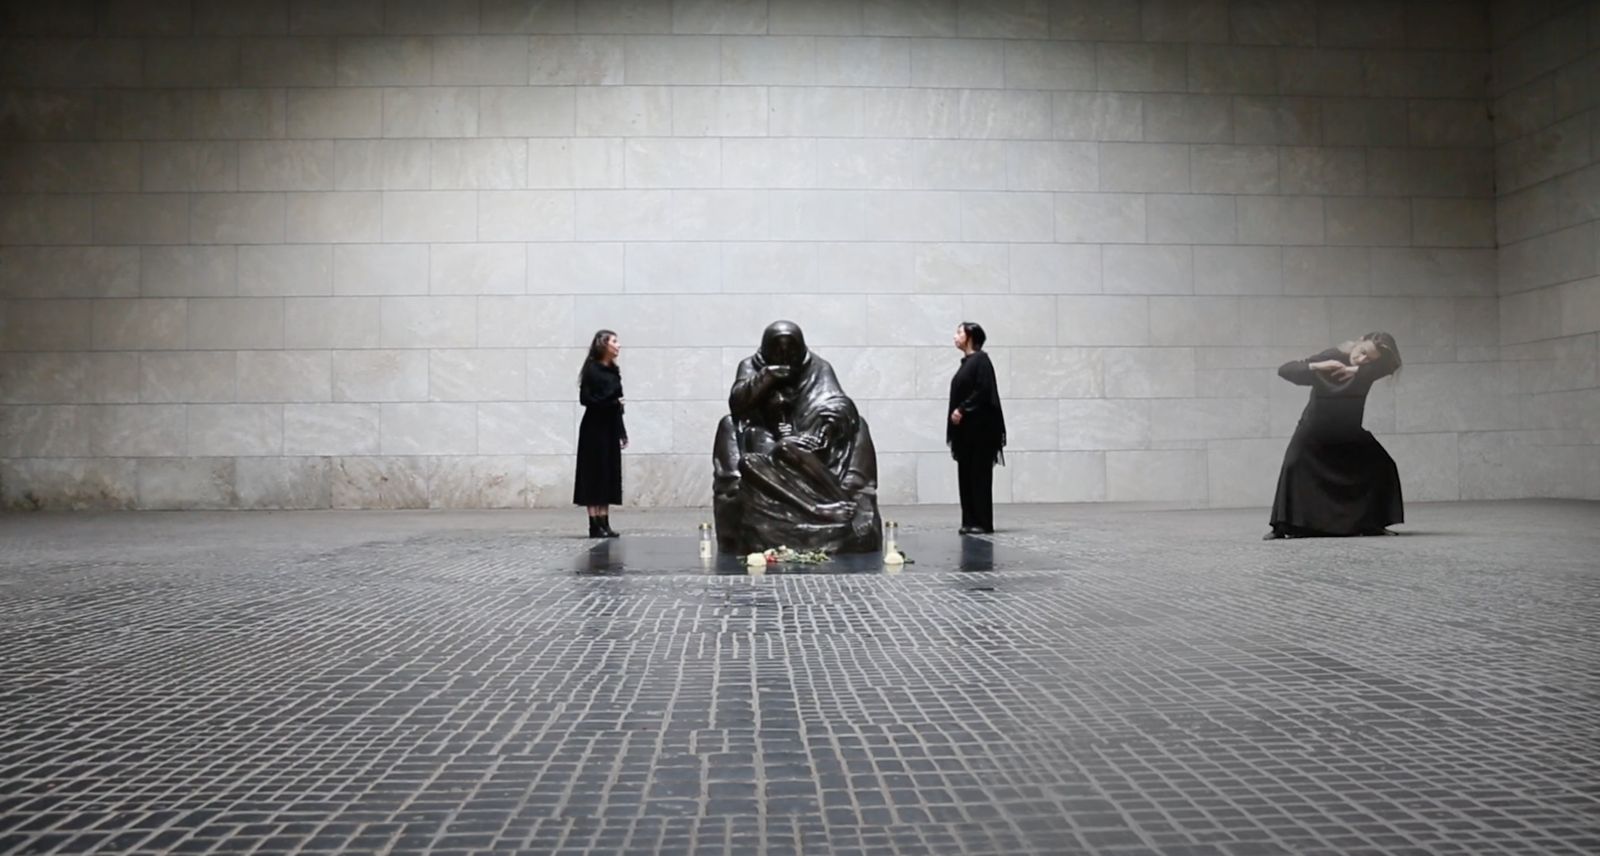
left=1350, top=340, right=1379, bottom=365
left=605, top=335, right=620, bottom=360
left=953, top=326, right=968, bottom=349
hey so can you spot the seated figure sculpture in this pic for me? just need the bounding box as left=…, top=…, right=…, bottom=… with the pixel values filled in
left=713, top=321, right=882, bottom=554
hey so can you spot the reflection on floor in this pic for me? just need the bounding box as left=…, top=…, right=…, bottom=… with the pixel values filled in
left=575, top=533, right=1012, bottom=575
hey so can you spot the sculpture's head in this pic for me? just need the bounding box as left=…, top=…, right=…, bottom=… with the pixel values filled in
left=759, top=320, right=809, bottom=371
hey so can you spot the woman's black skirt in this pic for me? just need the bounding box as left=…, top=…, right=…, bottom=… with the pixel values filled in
left=1271, top=428, right=1403, bottom=536
left=573, top=408, right=623, bottom=506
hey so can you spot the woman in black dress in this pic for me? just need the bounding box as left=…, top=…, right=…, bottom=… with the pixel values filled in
left=574, top=329, right=627, bottom=538
left=948, top=322, right=1007, bottom=535
left=1266, top=332, right=1403, bottom=539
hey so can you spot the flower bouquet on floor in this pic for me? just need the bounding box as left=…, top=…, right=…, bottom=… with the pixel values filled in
left=744, top=546, right=831, bottom=567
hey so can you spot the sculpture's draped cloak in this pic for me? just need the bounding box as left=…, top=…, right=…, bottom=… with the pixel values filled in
left=714, top=334, right=880, bottom=554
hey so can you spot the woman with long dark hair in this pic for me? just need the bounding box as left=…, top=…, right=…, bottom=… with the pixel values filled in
left=574, top=329, right=627, bottom=538
left=948, top=322, right=1006, bottom=534
left=1266, top=332, right=1404, bottom=539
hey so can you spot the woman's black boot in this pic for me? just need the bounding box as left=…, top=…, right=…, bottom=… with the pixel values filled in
left=600, top=514, right=620, bottom=538
left=588, top=516, right=603, bottom=538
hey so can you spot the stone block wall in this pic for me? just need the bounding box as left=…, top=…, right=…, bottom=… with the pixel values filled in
left=0, top=0, right=1512, bottom=509
left=1482, top=0, right=1600, bottom=500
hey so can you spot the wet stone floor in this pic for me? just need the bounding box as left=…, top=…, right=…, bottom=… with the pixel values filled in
left=0, top=501, right=1597, bottom=855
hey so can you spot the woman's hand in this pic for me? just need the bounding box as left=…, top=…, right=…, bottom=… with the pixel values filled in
left=620, top=438, right=629, bottom=450
left=950, top=409, right=963, bottom=425
left=1312, top=361, right=1357, bottom=382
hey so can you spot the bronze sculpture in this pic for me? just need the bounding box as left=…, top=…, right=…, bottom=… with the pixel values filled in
left=712, top=321, right=882, bottom=554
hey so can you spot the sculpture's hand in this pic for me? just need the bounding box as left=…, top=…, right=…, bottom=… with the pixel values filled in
left=761, top=365, right=793, bottom=386
left=774, top=434, right=822, bottom=466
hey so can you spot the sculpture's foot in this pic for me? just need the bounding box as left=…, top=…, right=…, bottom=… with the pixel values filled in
left=816, top=499, right=857, bottom=524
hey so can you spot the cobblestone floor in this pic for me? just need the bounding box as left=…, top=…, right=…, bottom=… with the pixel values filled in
left=1, top=501, right=1597, bottom=855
